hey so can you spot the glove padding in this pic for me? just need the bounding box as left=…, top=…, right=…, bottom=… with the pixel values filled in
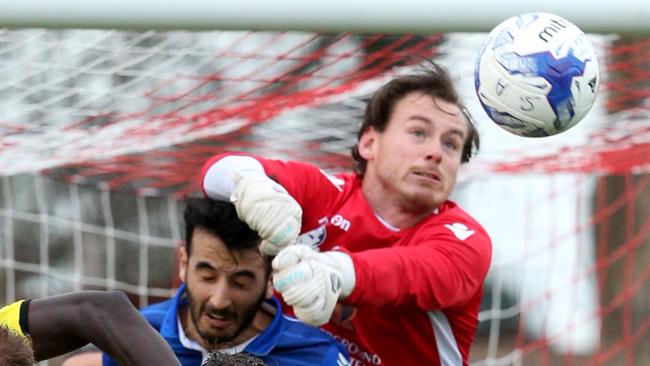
left=272, top=245, right=355, bottom=326
left=230, top=172, right=302, bottom=256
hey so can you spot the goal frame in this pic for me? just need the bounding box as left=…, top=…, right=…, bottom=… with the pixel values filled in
left=0, top=0, right=649, bottom=34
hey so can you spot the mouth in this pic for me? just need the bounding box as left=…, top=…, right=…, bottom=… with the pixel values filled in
left=204, top=312, right=233, bottom=328
left=413, top=171, right=441, bottom=183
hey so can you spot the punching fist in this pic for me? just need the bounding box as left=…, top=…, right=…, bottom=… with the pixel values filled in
left=230, top=172, right=302, bottom=255
left=272, top=245, right=355, bottom=326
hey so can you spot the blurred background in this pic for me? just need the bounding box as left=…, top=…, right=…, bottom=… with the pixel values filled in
left=0, top=3, right=649, bottom=365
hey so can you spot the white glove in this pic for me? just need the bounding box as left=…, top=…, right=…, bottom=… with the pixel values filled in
left=230, top=172, right=302, bottom=256
left=272, top=245, right=356, bottom=326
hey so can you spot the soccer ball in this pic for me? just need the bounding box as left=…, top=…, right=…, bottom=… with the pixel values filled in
left=475, top=13, right=600, bottom=137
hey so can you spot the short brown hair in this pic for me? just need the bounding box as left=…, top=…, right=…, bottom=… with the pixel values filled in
left=351, top=63, right=479, bottom=176
left=0, top=325, right=35, bottom=366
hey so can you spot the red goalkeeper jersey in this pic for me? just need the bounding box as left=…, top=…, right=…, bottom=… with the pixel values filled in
left=202, top=154, right=492, bottom=366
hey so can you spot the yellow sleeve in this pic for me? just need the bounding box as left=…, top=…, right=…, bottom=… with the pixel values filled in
left=0, top=300, right=27, bottom=337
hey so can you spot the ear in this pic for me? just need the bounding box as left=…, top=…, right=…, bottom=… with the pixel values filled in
left=265, top=277, right=274, bottom=299
left=178, top=246, right=188, bottom=283
left=357, top=128, right=377, bottom=161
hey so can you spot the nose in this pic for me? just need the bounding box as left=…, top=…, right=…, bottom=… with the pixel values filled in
left=207, top=278, right=233, bottom=310
left=424, top=140, right=443, bottom=163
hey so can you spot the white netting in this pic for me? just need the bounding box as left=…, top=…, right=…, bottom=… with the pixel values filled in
left=1, top=29, right=649, bottom=365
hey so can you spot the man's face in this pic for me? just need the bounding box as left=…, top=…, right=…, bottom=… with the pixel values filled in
left=179, top=228, right=270, bottom=348
left=359, top=92, right=467, bottom=213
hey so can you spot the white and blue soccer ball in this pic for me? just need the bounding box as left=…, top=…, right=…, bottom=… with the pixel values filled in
left=475, top=13, right=600, bottom=137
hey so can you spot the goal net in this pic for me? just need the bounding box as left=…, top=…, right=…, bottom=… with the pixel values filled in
left=1, top=28, right=648, bottom=365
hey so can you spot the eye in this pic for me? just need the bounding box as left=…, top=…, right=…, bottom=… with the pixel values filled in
left=410, top=129, right=426, bottom=138
left=200, top=275, right=216, bottom=283
left=232, top=281, right=247, bottom=289
left=444, top=139, right=461, bottom=151
left=230, top=276, right=254, bottom=289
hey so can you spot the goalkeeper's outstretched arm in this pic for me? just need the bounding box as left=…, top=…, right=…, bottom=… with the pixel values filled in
left=28, top=290, right=179, bottom=366
left=202, top=153, right=303, bottom=255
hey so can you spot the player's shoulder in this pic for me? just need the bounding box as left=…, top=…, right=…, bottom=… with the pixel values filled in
left=0, top=300, right=23, bottom=319
left=328, top=172, right=360, bottom=201
left=421, top=201, right=491, bottom=240
left=0, top=300, right=28, bottom=337
left=273, top=315, right=349, bottom=365
left=279, top=314, right=347, bottom=350
left=140, top=298, right=174, bottom=327
left=336, top=171, right=358, bottom=183
left=313, top=170, right=358, bottom=193
left=440, top=200, right=484, bottom=224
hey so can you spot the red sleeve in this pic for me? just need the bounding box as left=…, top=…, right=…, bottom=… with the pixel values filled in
left=201, top=152, right=345, bottom=230
left=345, top=226, right=492, bottom=310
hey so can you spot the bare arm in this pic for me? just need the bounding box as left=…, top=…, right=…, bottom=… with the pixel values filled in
left=27, top=290, right=179, bottom=366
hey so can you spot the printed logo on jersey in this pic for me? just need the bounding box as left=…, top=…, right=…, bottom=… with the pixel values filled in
left=327, top=331, right=382, bottom=366
left=337, top=352, right=350, bottom=366
left=330, top=214, right=351, bottom=232
left=444, top=223, right=475, bottom=240
left=296, top=217, right=328, bottom=249
left=319, top=169, right=345, bottom=192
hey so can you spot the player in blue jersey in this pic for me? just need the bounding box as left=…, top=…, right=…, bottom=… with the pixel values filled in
left=102, top=198, right=348, bottom=366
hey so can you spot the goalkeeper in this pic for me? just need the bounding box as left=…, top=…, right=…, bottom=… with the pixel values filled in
left=201, top=64, right=492, bottom=366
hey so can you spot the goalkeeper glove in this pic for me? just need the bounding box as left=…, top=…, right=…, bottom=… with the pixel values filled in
left=272, top=245, right=356, bottom=326
left=230, top=171, right=302, bottom=256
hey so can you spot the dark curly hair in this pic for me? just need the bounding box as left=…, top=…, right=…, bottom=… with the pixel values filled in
left=183, top=198, right=269, bottom=276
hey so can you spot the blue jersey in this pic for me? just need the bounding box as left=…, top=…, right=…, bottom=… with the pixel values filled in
left=103, top=284, right=348, bottom=366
